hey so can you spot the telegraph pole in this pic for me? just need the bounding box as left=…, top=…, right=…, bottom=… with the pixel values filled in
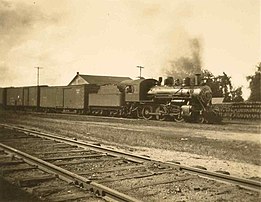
left=34, top=67, right=43, bottom=111
left=137, top=65, right=144, bottom=78
left=34, top=67, right=43, bottom=86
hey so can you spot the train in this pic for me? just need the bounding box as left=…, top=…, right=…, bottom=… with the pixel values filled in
left=0, top=74, right=222, bottom=123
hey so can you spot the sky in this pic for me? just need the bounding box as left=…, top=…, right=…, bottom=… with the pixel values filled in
left=0, top=0, right=260, bottom=98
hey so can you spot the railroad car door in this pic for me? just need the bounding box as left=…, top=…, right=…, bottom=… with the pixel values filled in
left=55, top=87, right=64, bottom=108
left=63, top=88, right=72, bottom=109
left=28, top=87, right=38, bottom=107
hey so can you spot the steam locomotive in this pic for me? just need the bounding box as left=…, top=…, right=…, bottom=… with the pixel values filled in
left=0, top=74, right=221, bottom=123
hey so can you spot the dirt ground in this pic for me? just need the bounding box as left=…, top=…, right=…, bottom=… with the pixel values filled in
left=0, top=110, right=260, bottom=180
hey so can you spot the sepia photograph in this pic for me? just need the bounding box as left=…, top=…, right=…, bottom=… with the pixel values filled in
left=0, top=0, right=260, bottom=201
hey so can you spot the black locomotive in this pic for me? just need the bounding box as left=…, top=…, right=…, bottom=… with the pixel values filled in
left=0, top=74, right=221, bottom=123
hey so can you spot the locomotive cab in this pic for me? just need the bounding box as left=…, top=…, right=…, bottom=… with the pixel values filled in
left=118, top=79, right=158, bottom=102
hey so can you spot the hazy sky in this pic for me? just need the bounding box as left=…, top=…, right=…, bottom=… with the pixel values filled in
left=0, top=0, right=260, bottom=97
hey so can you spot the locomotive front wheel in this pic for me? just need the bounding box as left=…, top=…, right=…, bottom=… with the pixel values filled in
left=155, top=105, right=167, bottom=121
left=174, top=114, right=184, bottom=122
left=142, top=106, right=153, bottom=120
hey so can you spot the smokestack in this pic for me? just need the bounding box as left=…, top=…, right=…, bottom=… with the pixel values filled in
left=195, top=73, right=201, bottom=86
left=158, top=77, right=162, bottom=85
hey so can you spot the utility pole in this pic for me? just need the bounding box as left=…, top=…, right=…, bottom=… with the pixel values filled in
left=34, top=67, right=43, bottom=86
left=34, top=67, right=43, bottom=111
left=137, top=65, right=144, bottom=79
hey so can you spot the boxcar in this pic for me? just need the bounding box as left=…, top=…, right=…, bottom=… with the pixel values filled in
left=40, top=86, right=64, bottom=110
left=6, top=86, right=40, bottom=109
left=40, top=84, right=98, bottom=112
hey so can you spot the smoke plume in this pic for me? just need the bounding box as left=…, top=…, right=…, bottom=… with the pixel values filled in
left=164, top=37, right=203, bottom=80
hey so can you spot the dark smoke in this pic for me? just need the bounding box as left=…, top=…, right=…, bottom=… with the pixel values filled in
left=164, top=38, right=202, bottom=79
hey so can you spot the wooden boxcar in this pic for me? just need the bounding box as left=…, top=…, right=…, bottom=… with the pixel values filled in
left=40, top=84, right=98, bottom=112
left=6, top=86, right=39, bottom=109
left=40, top=86, right=64, bottom=109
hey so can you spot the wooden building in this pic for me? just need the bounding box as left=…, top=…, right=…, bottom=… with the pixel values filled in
left=68, top=72, right=132, bottom=86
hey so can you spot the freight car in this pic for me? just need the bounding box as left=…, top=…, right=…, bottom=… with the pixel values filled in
left=40, top=84, right=98, bottom=113
left=5, top=86, right=41, bottom=110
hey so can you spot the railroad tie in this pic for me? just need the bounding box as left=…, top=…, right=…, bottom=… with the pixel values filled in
left=48, top=192, right=93, bottom=202
left=17, top=175, right=56, bottom=187
left=1, top=165, right=37, bottom=175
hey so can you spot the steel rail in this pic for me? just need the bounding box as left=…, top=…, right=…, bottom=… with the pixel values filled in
left=0, top=142, right=141, bottom=202
left=1, top=124, right=149, bottom=164
left=1, top=124, right=260, bottom=192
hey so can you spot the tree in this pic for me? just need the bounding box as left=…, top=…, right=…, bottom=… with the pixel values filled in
left=231, top=87, right=244, bottom=102
left=218, top=72, right=233, bottom=102
left=202, top=71, right=233, bottom=101
left=201, top=70, right=244, bottom=102
left=247, top=63, right=261, bottom=101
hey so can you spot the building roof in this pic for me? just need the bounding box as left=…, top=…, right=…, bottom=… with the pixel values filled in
left=68, top=73, right=132, bottom=86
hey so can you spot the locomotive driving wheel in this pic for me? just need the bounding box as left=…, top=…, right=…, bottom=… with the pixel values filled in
left=142, top=105, right=153, bottom=120
left=155, top=105, right=167, bottom=121
left=136, top=107, right=143, bottom=119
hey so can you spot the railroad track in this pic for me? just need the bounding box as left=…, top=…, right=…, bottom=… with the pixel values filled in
left=0, top=124, right=260, bottom=201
